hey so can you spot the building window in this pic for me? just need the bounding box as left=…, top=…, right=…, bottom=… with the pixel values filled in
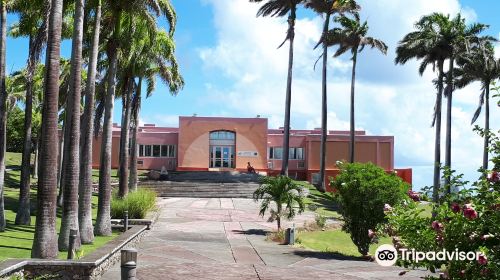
left=145, top=145, right=152, bottom=157
left=168, top=145, right=176, bottom=157
left=139, top=144, right=176, bottom=158
left=139, top=145, right=144, bottom=157
left=153, top=145, right=161, bottom=157
left=287, top=147, right=304, bottom=160
left=210, top=130, right=235, bottom=140
left=269, top=147, right=283, bottom=159
left=161, top=145, right=168, bottom=157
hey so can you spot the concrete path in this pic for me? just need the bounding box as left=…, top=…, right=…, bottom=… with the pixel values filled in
left=103, top=198, right=429, bottom=279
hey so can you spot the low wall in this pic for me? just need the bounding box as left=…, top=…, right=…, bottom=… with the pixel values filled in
left=0, top=225, right=147, bottom=280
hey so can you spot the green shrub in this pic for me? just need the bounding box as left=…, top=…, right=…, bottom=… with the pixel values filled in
left=330, top=162, right=410, bottom=256
left=111, top=189, right=157, bottom=219
left=386, top=130, right=500, bottom=279
left=315, top=214, right=327, bottom=228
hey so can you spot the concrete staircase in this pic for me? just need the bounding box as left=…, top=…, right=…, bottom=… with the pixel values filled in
left=142, top=171, right=263, bottom=198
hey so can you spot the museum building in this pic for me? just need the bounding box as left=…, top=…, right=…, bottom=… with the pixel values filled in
left=91, top=116, right=412, bottom=187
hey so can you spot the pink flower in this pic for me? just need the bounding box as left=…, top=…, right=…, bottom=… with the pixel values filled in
left=487, top=171, right=499, bottom=183
left=459, top=270, right=466, bottom=278
left=407, top=190, right=420, bottom=202
left=451, top=203, right=461, bottom=213
left=431, top=221, right=443, bottom=231
left=478, top=253, right=488, bottom=265
left=383, top=203, right=393, bottom=212
left=463, top=204, right=478, bottom=220
left=368, top=229, right=376, bottom=239
left=481, top=234, right=493, bottom=241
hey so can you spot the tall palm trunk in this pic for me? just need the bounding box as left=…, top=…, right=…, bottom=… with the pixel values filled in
left=95, top=12, right=121, bottom=236
left=482, top=85, right=490, bottom=170
left=33, top=131, right=39, bottom=179
left=432, top=60, right=444, bottom=203
left=118, top=77, right=133, bottom=198
left=444, top=57, right=454, bottom=193
left=58, top=0, right=84, bottom=251
left=57, top=120, right=65, bottom=207
left=0, top=0, right=7, bottom=232
left=280, top=5, right=296, bottom=177
left=16, top=36, right=37, bottom=225
left=32, top=0, right=63, bottom=258
left=129, top=77, right=142, bottom=192
left=79, top=0, right=101, bottom=244
left=317, top=13, right=330, bottom=193
left=349, top=49, right=358, bottom=164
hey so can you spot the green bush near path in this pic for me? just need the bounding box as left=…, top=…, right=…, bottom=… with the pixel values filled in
left=111, top=189, right=157, bottom=219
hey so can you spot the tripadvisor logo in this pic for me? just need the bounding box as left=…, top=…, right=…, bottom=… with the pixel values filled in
left=375, top=244, right=398, bottom=266
left=375, top=244, right=485, bottom=267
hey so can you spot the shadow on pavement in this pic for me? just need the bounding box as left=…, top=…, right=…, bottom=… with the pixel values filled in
left=293, top=250, right=367, bottom=261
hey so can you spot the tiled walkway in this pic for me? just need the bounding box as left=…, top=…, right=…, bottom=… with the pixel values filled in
left=102, top=198, right=430, bottom=279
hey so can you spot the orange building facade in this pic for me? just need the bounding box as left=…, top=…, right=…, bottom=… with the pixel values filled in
left=92, top=116, right=412, bottom=189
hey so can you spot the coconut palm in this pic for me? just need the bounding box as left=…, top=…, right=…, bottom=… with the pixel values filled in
left=95, top=0, right=177, bottom=236
left=327, top=15, right=387, bottom=164
left=58, top=0, right=85, bottom=252
left=305, top=0, right=359, bottom=192
left=0, top=0, right=7, bottom=232
left=250, top=0, right=304, bottom=176
left=79, top=0, right=102, bottom=245
left=32, top=0, right=64, bottom=258
left=454, top=39, right=500, bottom=170
left=253, top=175, right=305, bottom=231
left=396, top=14, right=452, bottom=203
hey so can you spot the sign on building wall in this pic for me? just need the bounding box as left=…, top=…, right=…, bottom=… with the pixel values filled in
left=237, top=151, right=259, bottom=157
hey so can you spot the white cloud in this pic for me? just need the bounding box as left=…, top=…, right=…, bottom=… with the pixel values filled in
left=199, top=0, right=500, bottom=190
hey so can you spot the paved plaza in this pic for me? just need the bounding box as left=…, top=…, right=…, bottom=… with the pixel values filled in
left=103, top=197, right=430, bottom=279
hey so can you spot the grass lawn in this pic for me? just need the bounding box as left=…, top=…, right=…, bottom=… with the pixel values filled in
left=0, top=152, right=119, bottom=262
left=297, top=229, right=392, bottom=257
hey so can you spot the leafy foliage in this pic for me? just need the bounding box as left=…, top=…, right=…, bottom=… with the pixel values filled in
left=111, top=189, right=157, bottom=219
left=330, top=162, right=410, bottom=256
left=386, top=130, right=500, bottom=279
left=253, top=176, right=306, bottom=230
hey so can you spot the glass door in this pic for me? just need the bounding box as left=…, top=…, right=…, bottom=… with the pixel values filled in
left=210, top=146, right=235, bottom=168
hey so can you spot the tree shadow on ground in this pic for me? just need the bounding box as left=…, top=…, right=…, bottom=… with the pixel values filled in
left=232, top=229, right=268, bottom=236
left=0, top=245, right=31, bottom=251
left=307, top=191, right=340, bottom=213
left=293, top=250, right=367, bottom=262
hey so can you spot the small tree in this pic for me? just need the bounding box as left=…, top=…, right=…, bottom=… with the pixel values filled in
left=331, top=162, right=409, bottom=256
left=253, top=175, right=305, bottom=231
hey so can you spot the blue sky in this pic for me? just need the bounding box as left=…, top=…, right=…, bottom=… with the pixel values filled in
left=5, top=0, right=500, bottom=190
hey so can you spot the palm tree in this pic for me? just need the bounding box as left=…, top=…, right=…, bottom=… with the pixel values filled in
left=432, top=14, right=486, bottom=192
left=454, top=39, right=499, bottom=170
left=128, top=29, right=183, bottom=191
left=32, top=0, right=64, bottom=258
left=253, top=175, right=305, bottom=231
left=305, top=0, right=359, bottom=192
left=250, top=0, right=304, bottom=176
left=396, top=14, right=451, bottom=203
left=95, top=0, right=177, bottom=236
left=0, top=0, right=7, bottom=232
left=327, top=15, right=387, bottom=164
left=79, top=0, right=102, bottom=245
left=58, top=0, right=85, bottom=252
left=8, top=0, right=48, bottom=226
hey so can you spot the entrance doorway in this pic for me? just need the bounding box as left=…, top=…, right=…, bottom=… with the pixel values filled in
left=209, top=130, right=236, bottom=169
left=210, top=146, right=235, bottom=168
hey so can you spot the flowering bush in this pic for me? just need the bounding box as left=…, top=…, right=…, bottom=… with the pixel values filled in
left=330, top=162, right=410, bottom=256
left=385, top=131, right=500, bottom=279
